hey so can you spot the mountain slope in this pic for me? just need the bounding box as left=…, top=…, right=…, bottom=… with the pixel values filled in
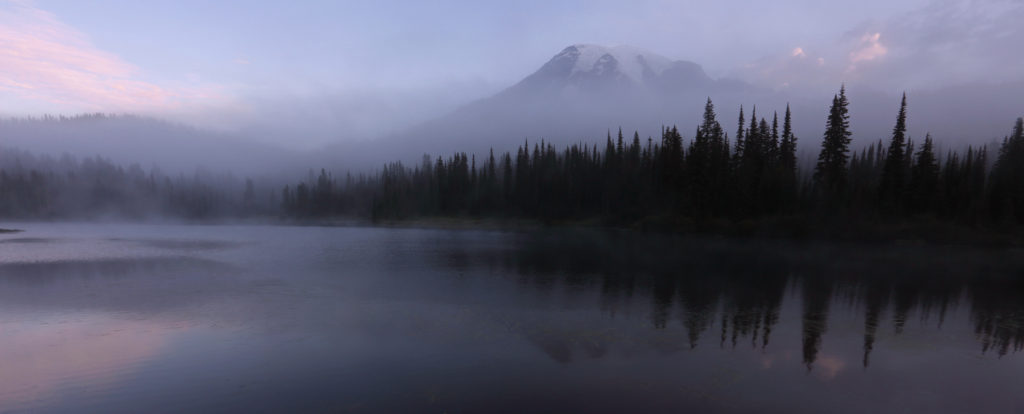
left=508, top=44, right=712, bottom=94
left=341, top=44, right=1023, bottom=170
left=341, top=44, right=763, bottom=167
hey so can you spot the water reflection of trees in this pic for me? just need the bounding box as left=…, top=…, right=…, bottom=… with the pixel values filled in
left=460, top=231, right=1024, bottom=367
left=969, top=277, right=1024, bottom=356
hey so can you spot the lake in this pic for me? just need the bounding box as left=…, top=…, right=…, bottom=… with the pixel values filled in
left=0, top=223, right=1022, bottom=413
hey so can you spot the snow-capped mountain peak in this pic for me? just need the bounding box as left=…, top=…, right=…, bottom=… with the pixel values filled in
left=515, top=44, right=712, bottom=94
left=561, top=44, right=675, bottom=82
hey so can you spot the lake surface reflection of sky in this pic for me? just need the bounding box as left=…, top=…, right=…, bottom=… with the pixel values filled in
left=0, top=223, right=1022, bottom=413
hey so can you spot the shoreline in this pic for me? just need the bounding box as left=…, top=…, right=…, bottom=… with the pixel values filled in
left=284, top=215, right=1024, bottom=248
left=2, top=216, right=1020, bottom=248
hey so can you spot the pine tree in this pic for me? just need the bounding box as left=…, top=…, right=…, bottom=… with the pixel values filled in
left=631, top=131, right=641, bottom=164
left=745, top=106, right=759, bottom=166
left=909, top=133, right=939, bottom=212
left=688, top=98, right=725, bottom=215
left=616, top=127, right=625, bottom=161
left=990, top=117, right=1024, bottom=220
left=605, top=131, right=616, bottom=168
left=779, top=104, right=798, bottom=176
left=814, top=85, right=852, bottom=192
left=879, top=92, right=908, bottom=212
left=759, top=118, right=771, bottom=162
left=734, top=105, right=745, bottom=162
left=770, top=111, right=780, bottom=164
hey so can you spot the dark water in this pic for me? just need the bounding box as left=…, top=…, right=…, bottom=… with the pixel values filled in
left=1, top=223, right=1022, bottom=413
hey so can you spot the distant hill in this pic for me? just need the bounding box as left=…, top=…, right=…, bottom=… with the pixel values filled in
left=0, top=114, right=300, bottom=175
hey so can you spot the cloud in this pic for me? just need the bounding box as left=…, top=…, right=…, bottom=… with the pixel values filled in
left=840, top=0, right=1024, bottom=88
left=729, top=45, right=836, bottom=92
left=0, top=1, right=229, bottom=113
left=731, top=0, right=1024, bottom=92
left=849, top=32, right=887, bottom=63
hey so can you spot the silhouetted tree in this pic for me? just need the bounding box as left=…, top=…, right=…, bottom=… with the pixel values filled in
left=815, top=85, right=853, bottom=193
left=879, top=93, right=909, bottom=213
left=990, top=118, right=1024, bottom=221
left=909, top=134, right=940, bottom=213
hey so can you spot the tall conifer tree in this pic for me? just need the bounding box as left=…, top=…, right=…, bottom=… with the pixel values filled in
left=879, top=93, right=908, bottom=211
left=779, top=104, right=798, bottom=175
left=814, top=85, right=852, bottom=191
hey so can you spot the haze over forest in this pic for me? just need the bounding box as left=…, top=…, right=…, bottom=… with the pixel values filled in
left=8, top=3, right=1024, bottom=413
left=1, top=0, right=1022, bottom=178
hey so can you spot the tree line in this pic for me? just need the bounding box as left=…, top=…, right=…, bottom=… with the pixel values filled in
left=282, top=86, right=1024, bottom=232
left=3, top=85, right=1023, bottom=232
left=0, top=148, right=275, bottom=220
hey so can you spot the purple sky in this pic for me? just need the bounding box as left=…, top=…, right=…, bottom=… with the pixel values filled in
left=1, top=0, right=1021, bottom=146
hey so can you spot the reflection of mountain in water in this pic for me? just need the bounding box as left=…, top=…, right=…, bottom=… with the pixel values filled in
left=440, top=231, right=1024, bottom=367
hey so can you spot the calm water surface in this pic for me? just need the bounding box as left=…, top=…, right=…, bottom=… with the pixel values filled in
left=1, top=223, right=1022, bottom=413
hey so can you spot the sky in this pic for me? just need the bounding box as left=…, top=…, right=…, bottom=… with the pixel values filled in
left=1, top=0, right=1021, bottom=147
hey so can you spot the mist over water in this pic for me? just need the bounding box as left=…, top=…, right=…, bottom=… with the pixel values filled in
left=2, top=1, right=1024, bottom=412
left=1, top=223, right=1022, bottom=413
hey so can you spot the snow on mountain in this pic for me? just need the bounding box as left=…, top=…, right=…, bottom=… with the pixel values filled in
left=564, top=44, right=675, bottom=82
left=336, top=44, right=773, bottom=169
left=511, top=44, right=714, bottom=95
left=338, top=43, right=1022, bottom=172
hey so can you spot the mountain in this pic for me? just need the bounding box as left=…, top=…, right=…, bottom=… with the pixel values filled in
left=509, top=44, right=713, bottom=94
left=5, top=44, right=1018, bottom=176
left=341, top=44, right=764, bottom=168
left=343, top=44, right=1023, bottom=170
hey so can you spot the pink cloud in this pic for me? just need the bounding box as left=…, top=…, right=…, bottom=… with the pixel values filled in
left=732, top=45, right=836, bottom=91
left=849, top=32, right=888, bottom=63
left=0, top=2, right=228, bottom=113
